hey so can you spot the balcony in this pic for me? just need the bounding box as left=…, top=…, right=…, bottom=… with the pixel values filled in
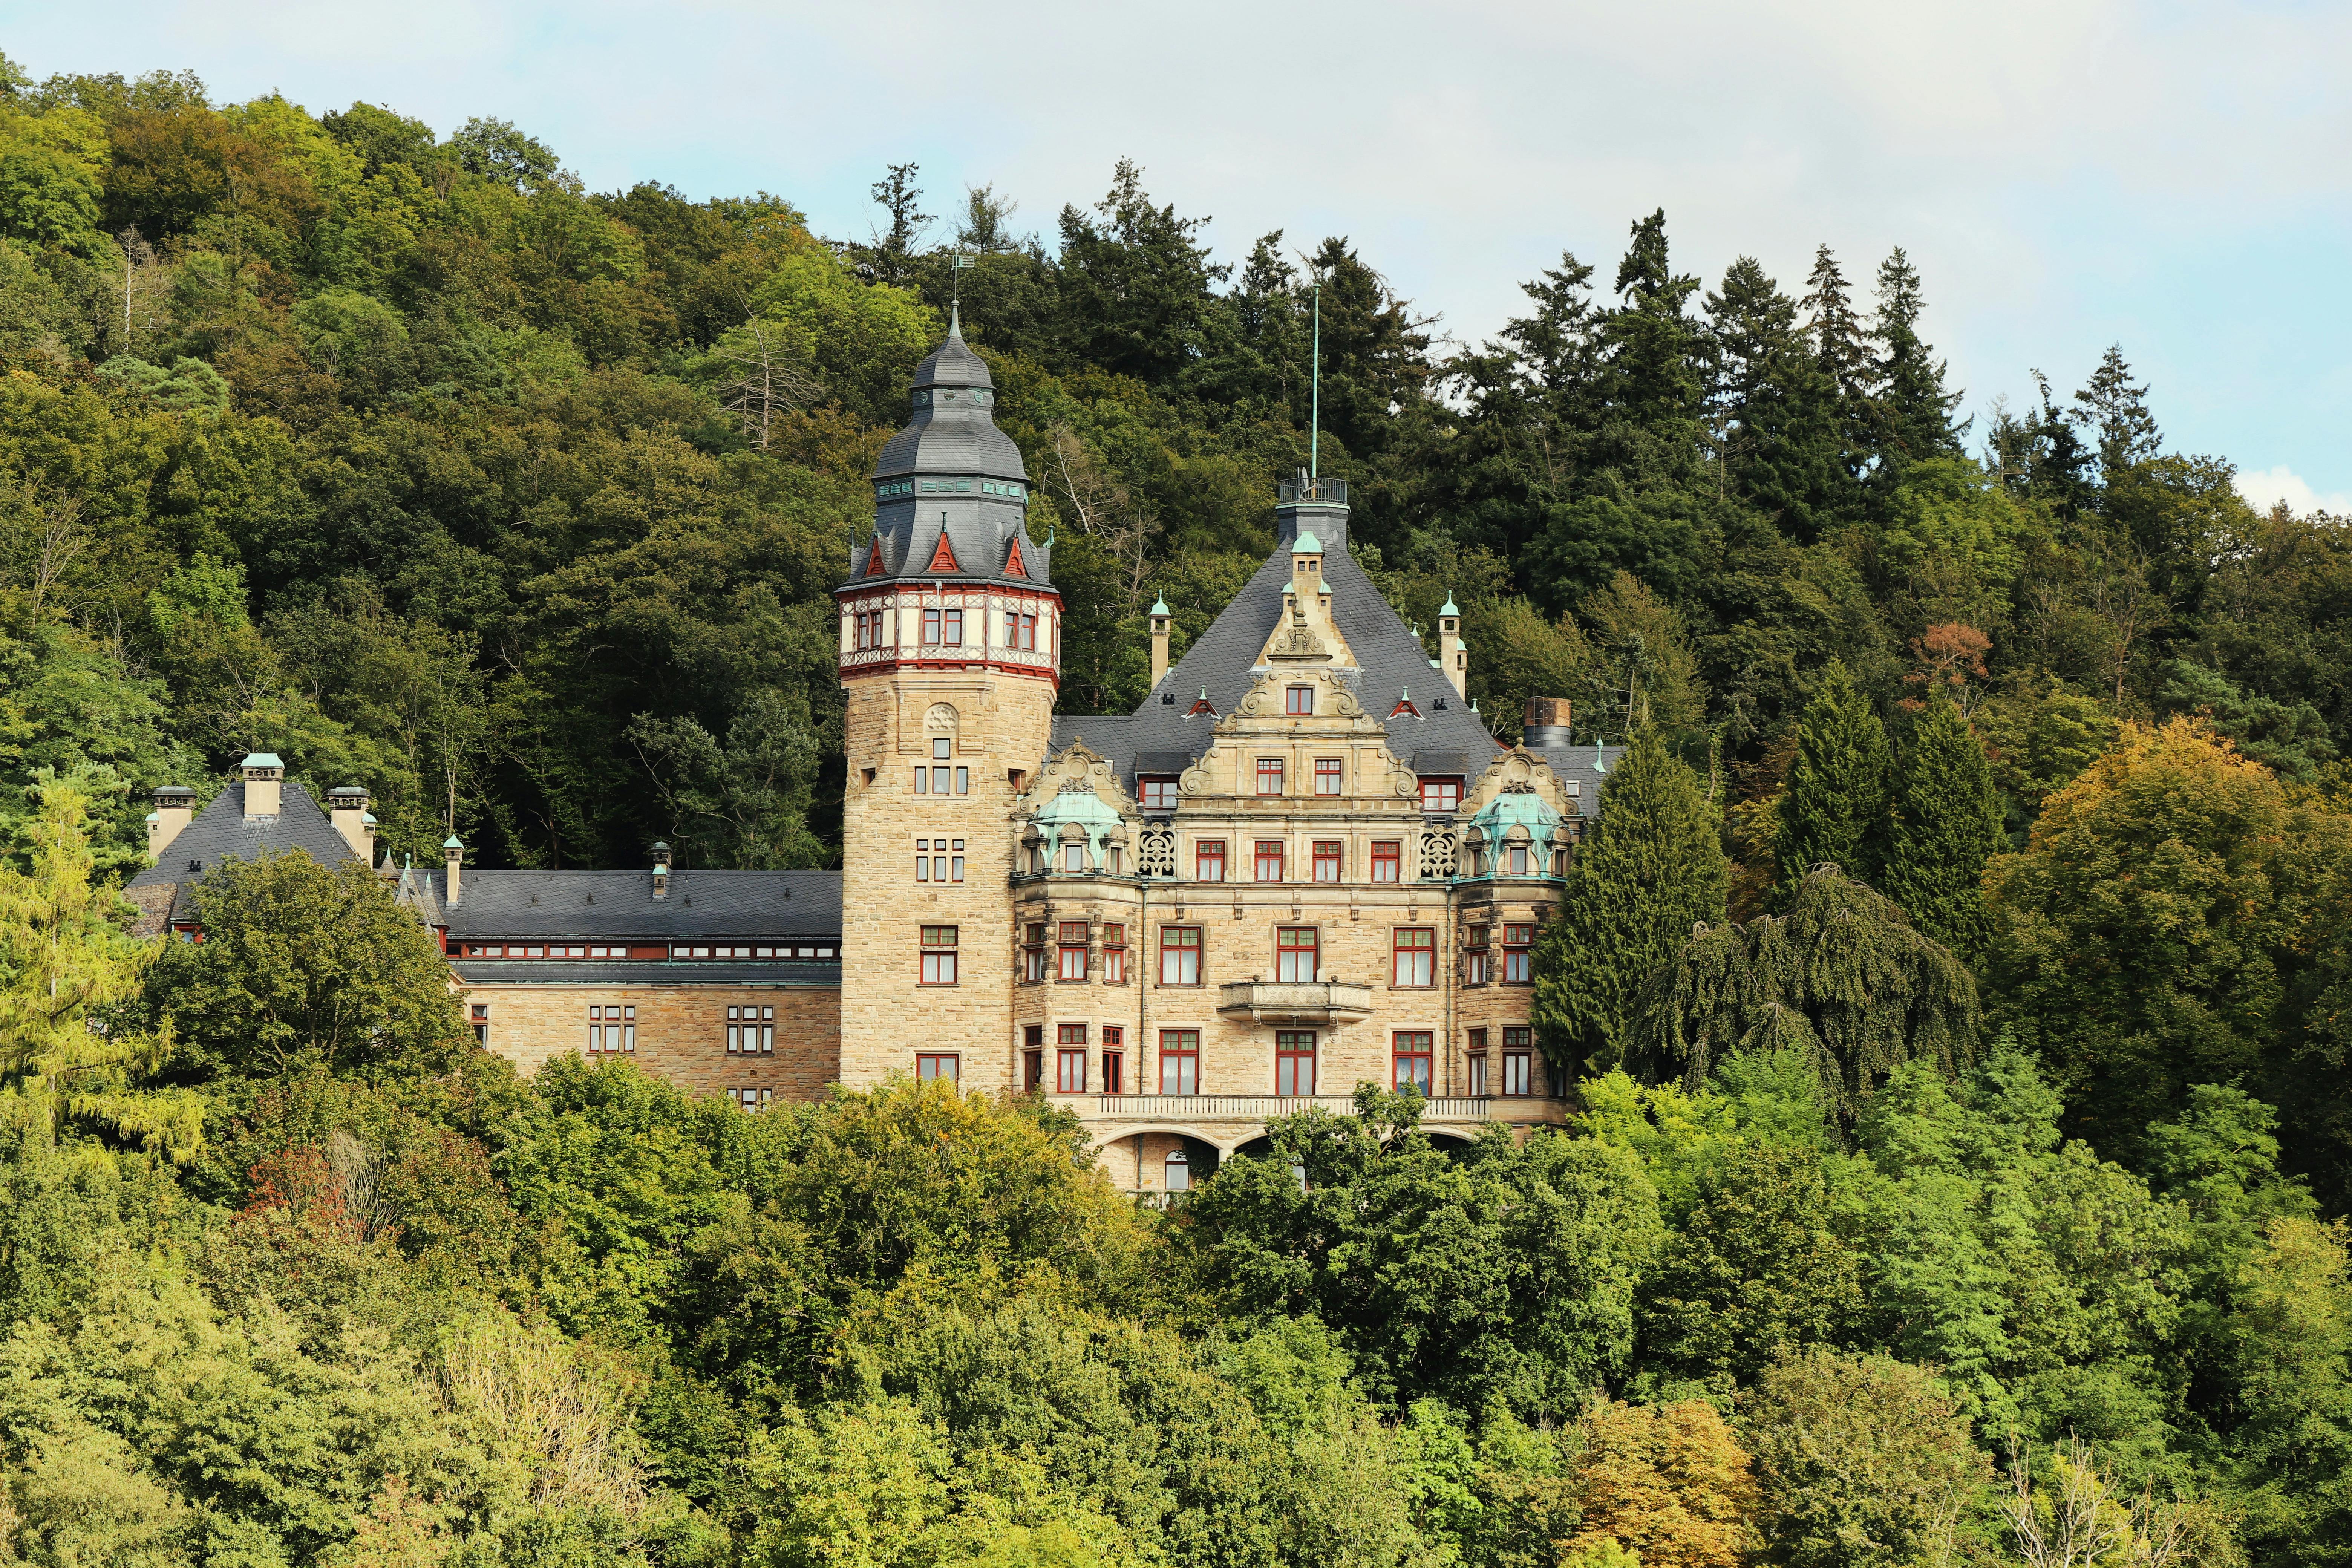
left=1215, top=979, right=1375, bottom=1025
left=1093, top=1094, right=1495, bottom=1123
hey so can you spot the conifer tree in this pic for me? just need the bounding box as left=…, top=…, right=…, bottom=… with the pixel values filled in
left=1531, top=727, right=1729, bottom=1075
left=1770, top=660, right=1893, bottom=908
left=1882, top=698, right=2003, bottom=961
left=1867, top=248, right=1963, bottom=483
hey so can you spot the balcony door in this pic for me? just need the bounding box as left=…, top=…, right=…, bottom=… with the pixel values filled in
left=1276, top=1031, right=1317, bottom=1096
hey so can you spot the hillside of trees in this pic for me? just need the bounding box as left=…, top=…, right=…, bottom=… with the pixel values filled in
left=0, top=57, right=2350, bottom=1568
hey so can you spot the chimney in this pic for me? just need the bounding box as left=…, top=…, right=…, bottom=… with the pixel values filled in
left=148, top=785, right=195, bottom=861
left=442, top=835, right=464, bottom=906
left=1525, top=697, right=1573, bottom=748
left=328, top=786, right=372, bottom=858
left=239, top=753, right=283, bottom=818
left=651, top=841, right=671, bottom=900
left=1438, top=594, right=1467, bottom=699
left=1149, top=595, right=1171, bottom=687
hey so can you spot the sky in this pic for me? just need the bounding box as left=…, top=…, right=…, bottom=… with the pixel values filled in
left=6, top=0, right=2349, bottom=510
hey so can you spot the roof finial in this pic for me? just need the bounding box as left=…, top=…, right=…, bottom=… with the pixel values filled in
left=949, top=298, right=962, bottom=338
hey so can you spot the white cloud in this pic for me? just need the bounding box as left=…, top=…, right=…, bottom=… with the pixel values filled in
left=2236, top=466, right=2352, bottom=518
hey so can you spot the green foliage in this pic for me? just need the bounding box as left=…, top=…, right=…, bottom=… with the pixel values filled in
left=1533, top=725, right=1730, bottom=1075
left=1771, top=660, right=1893, bottom=906
left=1880, top=698, right=2003, bottom=960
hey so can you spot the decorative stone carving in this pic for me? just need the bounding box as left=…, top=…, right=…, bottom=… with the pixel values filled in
left=1138, top=822, right=1176, bottom=879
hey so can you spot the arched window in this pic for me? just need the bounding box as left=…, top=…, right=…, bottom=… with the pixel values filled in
left=1164, top=1147, right=1191, bottom=1193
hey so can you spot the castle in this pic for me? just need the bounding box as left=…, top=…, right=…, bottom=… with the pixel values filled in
left=129, top=317, right=1618, bottom=1194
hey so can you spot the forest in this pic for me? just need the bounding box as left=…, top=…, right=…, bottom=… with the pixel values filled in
left=0, top=54, right=2347, bottom=1568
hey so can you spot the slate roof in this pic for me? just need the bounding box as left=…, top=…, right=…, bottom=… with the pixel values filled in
left=1049, top=495, right=1505, bottom=787
left=432, top=869, right=844, bottom=940
left=127, top=781, right=364, bottom=924
left=452, top=960, right=841, bottom=988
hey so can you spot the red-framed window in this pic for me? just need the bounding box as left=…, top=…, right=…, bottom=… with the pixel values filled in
left=1255, top=840, right=1286, bottom=882
left=1102, top=924, right=1127, bottom=984
left=1421, top=777, right=1462, bottom=813
left=1501, top=1027, right=1533, bottom=1096
left=1141, top=777, right=1178, bottom=812
left=586, top=1005, right=634, bottom=1053
left=1315, top=758, right=1342, bottom=796
left=1160, top=1029, right=1199, bottom=1095
left=1101, top=1026, right=1124, bottom=1095
left=1467, top=1027, right=1489, bottom=1096
left=1057, top=1024, right=1088, bottom=1092
left=1017, top=613, right=1037, bottom=651
left=853, top=610, right=883, bottom=649
left=1023, top=1047, right=1044, bottom=1092
left=1276, top=1031, right=1317, bottom=1096
left=1160, top=926, right=1202, bottom=986
left=1313, top=840, right=1343, bottom=882
left=1256, top=757, right=1285, bottom=795
left=1393, top=1031, right=1433, bottom=1095
left=920, top=926, right=959, bottom=985
left=1022, top=923, right=1047, bottom=982
left=470, top=1002, right=489, bottom=1045
left=1285, top=686, right=1313, bottom=715
left=1466, top=923, right=1494, bottom=985
left=920, top=607, right=963, bottom=646
left=1393, top=927, right=1436, bottom=988
left=726, top=1005, right=774, bottom=1054
left=1371, top=840, right=1401, bottom=883
left=1276, top=926, right=1319, bottom=983
left=1504, top=923, right=1536, bottom=983
left=1196, top=839, right=1226, bottom=882
left=1058, top=921, right=1089, bottom=981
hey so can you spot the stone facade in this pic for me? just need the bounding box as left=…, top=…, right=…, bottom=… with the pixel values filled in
left=461, top=977, right=841, bottom=1099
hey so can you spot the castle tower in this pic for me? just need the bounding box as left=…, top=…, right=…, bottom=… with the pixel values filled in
left=836, top=315, right=1059, bottom=1092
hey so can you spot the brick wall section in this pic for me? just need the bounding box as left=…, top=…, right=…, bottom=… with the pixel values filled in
left=463, top=980, right=840, bottom=1100
left=837, top=668, right=1057, bottom=1093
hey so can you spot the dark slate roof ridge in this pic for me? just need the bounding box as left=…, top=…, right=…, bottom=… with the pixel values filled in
left=435, top=868, right=843, bottom=939
left=126, top=780, right=361, bottom=890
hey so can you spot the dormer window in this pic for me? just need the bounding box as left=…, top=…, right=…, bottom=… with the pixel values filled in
left=1285, top=686, right=1313, bottom=715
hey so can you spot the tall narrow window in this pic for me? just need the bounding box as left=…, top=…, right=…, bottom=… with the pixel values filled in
left=1164, top=1146, right=1191, bottom=1191
left=1467, top=1027, right=1489, bottom=1096
left=1256, top=758, right=1285, bottom=795
left=1020, top=613, right=1037, bottom=650
left=1393, top=927, right=1436, bottom=988
left=1101, top=1026, right=1124, bottom=1095
left=1276, top=1031, right=1317, bottom=1096
left=1465, top=924, right=1493, bottom=985
left=1371, top=840, right=1401, bottom=882
left=1314, top=758, right=1342, bottom=795
left=1057, top=1024, right=1087, bottom=1093
left=1286, top=686, right=1313, bottom=715
left=1503, top=923, right=1536, bottom=983
left=1502, top=1027, right=1533, bottom=1096
left=470, top=1003, right=489, bottom=1046
left=1159, top=926, right=1202, bottom=986
left=942, top=608, right=963, bottom=646
left=920, top=926, right=959, bottom=985
left=923, top=608, right=942, bottom=644
left=1255, top=840, right=1286, bottom=882
left=1276, top=926, right=1319, bottom=983
left=1393, top=1031, right=1434, bottom=1095
left=1196, top=839, right=1225, bottom=882
left=1022, top=923, right=1047, bottom=982
left=1159, top=1030, right=1199, bottom=1095
left=1102, top=924, right=1128, bottom=984
left=1313, top=841, right=1343, bottom=882
left=1507, top=842, right=1530, bottom=875
left=917, top=1052, right=959, bottom=1081
left=1058, top=921, right=1089, bottom=981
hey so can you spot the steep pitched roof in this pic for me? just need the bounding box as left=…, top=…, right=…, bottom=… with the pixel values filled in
left=124, top=780, right=366, bottom=931
left=432, top=869, right=844, bottom=940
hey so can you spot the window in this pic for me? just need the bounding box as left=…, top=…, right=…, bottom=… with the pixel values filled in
left=923, top=608, right=941, bottom=644
left=1102, top=924, right=1127, bottom=984
left=1061, top=841, right=1086, bottom=873
left=1276, top=926, right=1319, bottom=983
left=1023, top=923, right=1047, bottom=983
left=1159, top=1029, right=1199, bottom=1095
left=1504, top=923, right=1536, bottom=984
left=917, top=1052, right=959, bottom=1081
left=1024, top=1048, right=1044, bottom=1093
left=1286, top=686, right=1314, bottom=715
left=1314, top=758, right=1342, bottom=795
left=1141, top=777, right=1177, bottom=812
left=1421, top=778, right=1462, bottom=813
left=1466, top=923, right=1494, bottom=985
left=1256, top=757, right=1285, bottom=795
left=1507, top=843, right=1531, bottom=875
left=1501, top=1027, right=1535, bottom=1096
left=1160, top=926, right=1202, bottom=986
left=1313, top=841, right=1343, bottom=882
left=914, top=837, right=965, bottom=882
left=586, top=1005, right=635, bottom=1054
left=1276, top=1031, right=1317, bottom=1096
left=1057, top=1024, right=1087, bottom=1093
left=1101, top=1026, right=1124, bottom=1095
left=1019, top=613, right=1037, bottom=651
left=1393, top=1031, right=1434, bottom=1095
left=1371, top=840, right=1401, bottom=882
left=1165, top=1147, right=1191, bottom=1192
left=1393, top=927, right=1436, bottom=988
left=726, top=1005, right=775, bottom=1054
left=470, top=1003, right=488, bottom=1045
left=1196, top=839, right=1225, bottom=882
left=1467, top=1027, right=1489, bottom=1096
left=920, top=926, right=959, bottom=985
left=1059, top=921, right=1089, bottom=981
left=942, top=608, right=962, bottom=646
left=1255, top=840, right=1286, bottom=882
left=733, top=1086, right=775, bottom=1113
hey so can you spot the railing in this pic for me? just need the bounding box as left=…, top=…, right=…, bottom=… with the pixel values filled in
left=1091, top=1093, right=1495, bottom=1122
left=1278, top=476, right=1348, bottom=504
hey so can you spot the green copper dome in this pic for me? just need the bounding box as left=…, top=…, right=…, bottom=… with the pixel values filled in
left=1291, top=531, right=1322, bottom=554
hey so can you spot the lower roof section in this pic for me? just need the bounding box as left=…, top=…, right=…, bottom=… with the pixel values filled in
left=434, top=868, right=843, bottom=941
left=452, top=960, right=842, bottom=988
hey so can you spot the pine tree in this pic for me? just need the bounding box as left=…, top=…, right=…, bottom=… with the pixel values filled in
left=1866, top=247, right=1963, bottom=482
left=1882, top=698, right=2003, bottom=961
left=2073, top=344, right=2162, bottom=484
left=1531, top=726, right=1729, bottom=1075
left=1703, top=256, right=1845, bottom=542
left=1770, top=660, right=1893, bottom=907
